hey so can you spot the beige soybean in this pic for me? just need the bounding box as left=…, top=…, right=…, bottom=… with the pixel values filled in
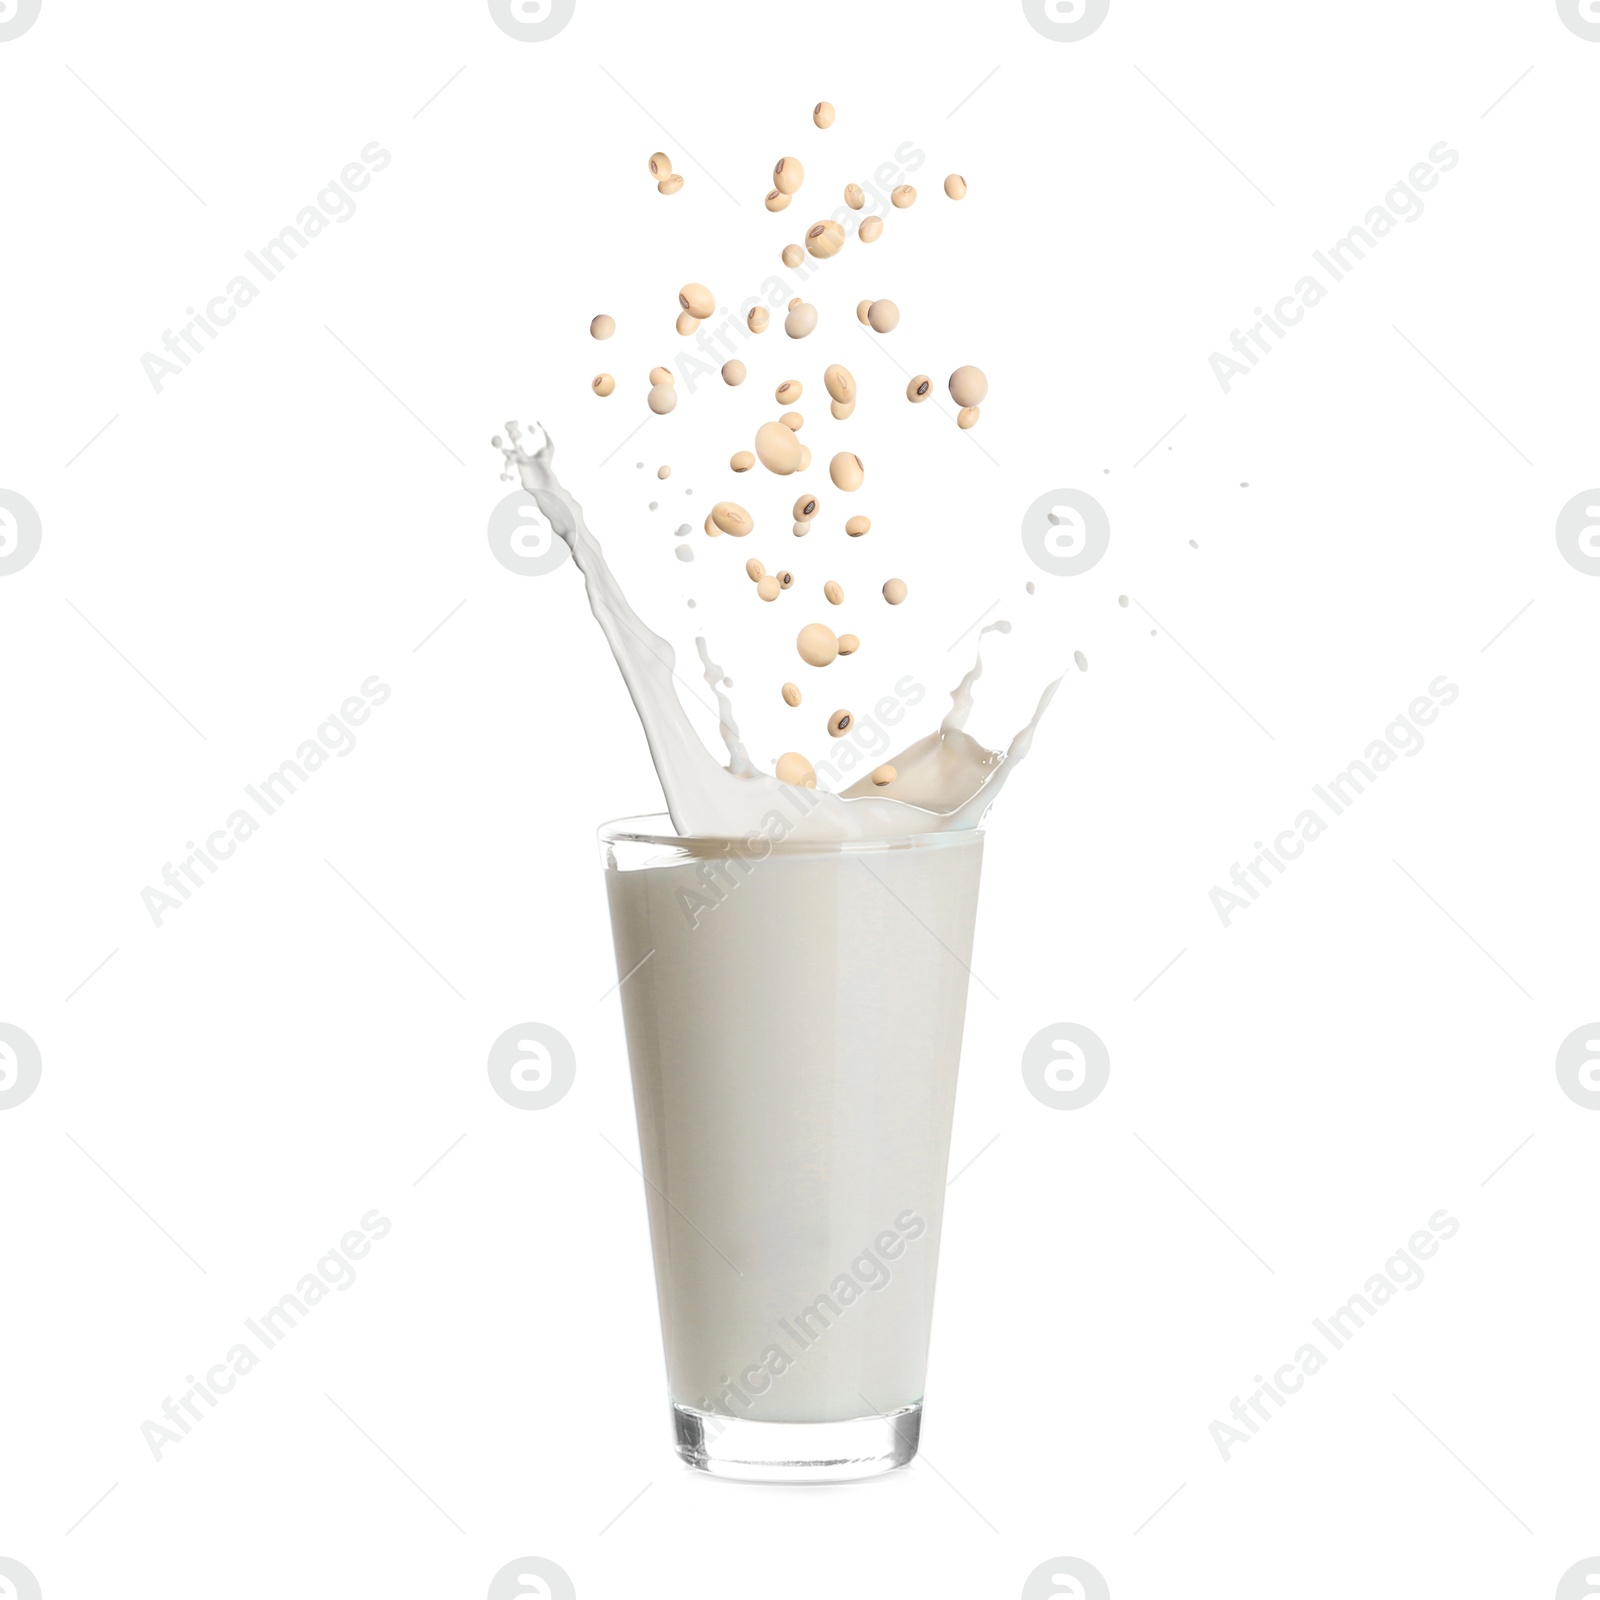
left=792, top=492, right=819, bottom=520
left=757, top=575, right=781, bottom=602
left=765, top=188, right=791, bottom=212
left=844, top=515, right=870, bottom=537
left=789, top=297, right=802, bottom=309
left=829, top=398, right=855, bottom=420
left=949, top=365, right=988, bottom=407
left=781, top=410, right=804, bottom=431
left=657, top=175, right=684, bottom=195
left=784, top=302, right=818, bottom=339
left=781, top=243, right=804, bottom=269
left=647, top=383, right=676, bottom=414
left=657, top=465, right=671, bottom=479
left=791, top=520, right=810, bottom=537
left=891, top=184, right=916, bottom=208
left=838, top=632, right=860, bottom=655
left=858, top=214, right=883, bottom=242
left=676, top=310, right=700, bottom=336
left=944, top=173, right=967, bottom=200
left=710, top=501, right=753, bottom=536
left=823, top=364, right=854, bottom=402
left=730, top=450, right=755, bottom=472
left=703, top=512, right=722, bottom=538
left=827, top=709, right=853, bottom=738
left=648, top=152, right=672, bottom=178
left=957, top=406, right=980, bottom=429
left=755, top=420, right=803, bottom=474
left=747, top=305, right=770, bottom=334
left=796, top=623, right=839, bottom=667
left=592, top=373, right=615, bottom=396
left=823, top=579, right=844, bottom=605
left=871, top=764, right=897, bottom=786
left=906, top=374, right=932, bottom=402
left=867, top=299, right=899, bottom=333
left=590, top=314, right=615, bottom=340
left=782, top=682, right=802, bottom=707
left=776, top=569, right=794, bottom=589
left=812, top=101, right=835, bottom=129
left=776, top=379, right=802, bottom=404
left=649, top=366, right=674, bottom=387
left=882, top=577, right=908, bottom=605
left=745, top=558, right=766, bottom=582
left=773, top=157, right=804, bottom=195
left=805, top=219, right=845, bottom=259
left=796, top=444, right=812, bottom=471
left=775, top=751, right=816, bottom=787
left=856, top=299, right=875, bottom=325
left=844, top=182, right=865, bottom=209
left=829, top=452, right=864, bottom=491
left=678, top=282, right=715, bottom=319
left=722, top=359, right=747, bottom=386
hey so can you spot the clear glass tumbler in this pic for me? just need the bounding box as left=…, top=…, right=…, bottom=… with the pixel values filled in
left=600, top=813, right=985, bottom=1482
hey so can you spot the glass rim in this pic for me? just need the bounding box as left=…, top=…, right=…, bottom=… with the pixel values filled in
left=598, top=810, right=985, bottom=858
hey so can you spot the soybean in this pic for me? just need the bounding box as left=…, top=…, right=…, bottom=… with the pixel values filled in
left=781, top=243, right=804, bottom=269
left=845, top=515, right=870, bottom=537
left=657, top=465, right=671, bottom=479
left=796, top=445, right=812, bottom=471
left=765, top=189, right=791, bottom=212
left=782, top=682, right=802, bottom=707
left=829, top=452, right=864, bottom=491
left=907, top=375, right=932, bottom=402
left=838, top=633, right=860, bottom=655
left=755, top=421, right=803, bottom=475
left=871, top=764, right=897, bottom=786
left=647, top=383, right=676, bottom=414
left=813, top=102, right=835, bottom=129
left=657, top=175, right=684, bottom=195
left=882, top=578, right=907, bottom=605
left=676, top=310, right=700, bottom=336
left=792, top=520, right=811, bottom=537
left=592, top=373, right=615, bottom=396
left=805, top=219, right=845, bottom=259
left=844, top=182, right=865, bottom=209
left=710, top=501, right=753, bottom=536
left=829, top=398, right=855, bottom=421
left=823, top=580, right=843, bottom=605
left=776, top=379, right=802, bottom=404
left=856, top=299, right=875, bottom=325
left=649, top=366, right=674, bottom=387
left=944, top=173, right=967, bottom=199
left=748, top=305, right=770, bottom=334
left=679, top=283, right=715, bottom=319
left=722, top=360, right=747, bottom=386
left=891, top=184, right=916, bottom=208
left=949, top=365, right=988, bottom=407
left=827, top=709, right=853, bottom=738
left=793, top=492, right=819, bottom=520
left=773, top=157, right=804, bottom=194
left=957, top=406, right=979, bottom=429
left=867, top=299, right=899, bottom=333
left=823, top=364, right=854, bottom=402
left=776, top=569, right=794, bottom=588
left=648, top=152, right=672, bottom=178
left=775, top=751, right=816, bottom=787
left=730, top=450, right=755, bottom=472
left=745, top=558, right=766, bottom=581
left=858, top=215, right=883, bottom=242
left=785, top=302, right=818, bottom=338
left=590, top=314, right=615, bottom=340
left=780, top=410, right=804, bottom=432
left=797, top=623, right=839, bottom=667
left=757, top=575, right=781, bottom=601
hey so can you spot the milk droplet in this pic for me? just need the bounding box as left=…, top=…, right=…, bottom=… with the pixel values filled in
left=675, top=524, right=692, bottom=537
left=1025, top=581, right=1035, bottom=594
left=675, top=545, right=694, bottom=562
left=1189, top=539, right=1198, bottom=548
left=1074, top=651, right=1088, bottom=672
left=649, top=501, right=659, bottom=510
left=1118, top=595, right=1129, bottom=607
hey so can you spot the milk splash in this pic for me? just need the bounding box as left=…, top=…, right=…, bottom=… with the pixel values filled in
left=498, top=420, right=1058, bottom=841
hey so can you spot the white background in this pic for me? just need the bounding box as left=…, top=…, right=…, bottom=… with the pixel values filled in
left=2, top=1, right=1597, bottom=1596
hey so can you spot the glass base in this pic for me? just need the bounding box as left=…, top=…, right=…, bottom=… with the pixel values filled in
left=672, top=1401, right=921, bottom=1482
